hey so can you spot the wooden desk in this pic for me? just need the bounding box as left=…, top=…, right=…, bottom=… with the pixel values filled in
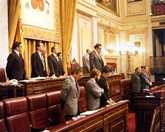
left=48, top=100, right=129, bottom=132
left=19, top=74, right=122, bottom=102
left=0, top=83, right=24, bottom=99
left=107, top=74, right=122, bottom=102
left=19, top=78, right=66, bottom=95
left=135, top=96, right=165, bottom=132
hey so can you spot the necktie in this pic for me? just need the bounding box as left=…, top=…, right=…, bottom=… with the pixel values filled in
left=40, top=54, right=46, bottom=71
left=75, top=80, right=79, bottom=91
left=19, top=53, right=22, bottom=57
left=56, top=56, right=59, bottom=61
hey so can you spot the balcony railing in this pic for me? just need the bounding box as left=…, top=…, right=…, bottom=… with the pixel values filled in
left=151, top=1, right=165, bottom=16
left=150, top=56, right=165, bottom=74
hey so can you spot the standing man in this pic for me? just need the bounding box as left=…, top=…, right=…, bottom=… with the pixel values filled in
left=31, top=41, right=47, bottom=77
left=86, top=68, right=104, bottom=110
left=6, top=42, right=26, bottom=80
left=61, top=66, right=83, bottom=120
left=57, top=52, right=66, bottom=76
left=141, top=66, right=152, bottom=90
left=89, top=43, right=104, bottom=72
left=82, top=49, right=91, bottom=73
left=48, top=46, right=63, bottom=77
left=131, top=67, right=141, bottom=110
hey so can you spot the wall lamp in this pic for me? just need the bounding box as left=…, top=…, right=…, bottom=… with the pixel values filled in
left=119, top=42, right=139, bottom=56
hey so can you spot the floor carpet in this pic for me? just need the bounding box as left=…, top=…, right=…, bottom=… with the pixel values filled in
left=128, top=112, right=136, bottom=132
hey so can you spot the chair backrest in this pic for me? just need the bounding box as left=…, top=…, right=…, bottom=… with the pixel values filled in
left=107, top=62, right=117, bottom=68
left=4, top=97, right=31, bottom=132
left=120, top=73, right=125, bottom=79
left=0, top=68, right=7, bottom=82
left=46, top=91, right=65, bottom=125
left=71, top=62, right=80, bottom=70
left=79, top=86, right=87, bottom=112
left=67, top=67, right=72, bottom=76
left=27, top=93, right=50, bottom=130
left=0, top=101, right=6, bottom=132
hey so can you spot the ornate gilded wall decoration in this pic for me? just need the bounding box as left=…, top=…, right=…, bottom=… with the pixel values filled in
left=96, top=0, right=119, bottom=15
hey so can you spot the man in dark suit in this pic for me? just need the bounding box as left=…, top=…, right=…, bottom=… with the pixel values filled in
left=89, top=43, right=104, bottom=72
left=57, top=52, right=66, bottom=76
left=61, top=66, right=83, bottom=120
left=6, top=42, right=26, bottom=80
left=31, top=41, right=47, bottom=77
left=131, top=67, right=142, bottom=110
left=48, top=46, right=64, bottom=77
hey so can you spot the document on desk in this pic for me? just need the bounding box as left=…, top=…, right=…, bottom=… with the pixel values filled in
left=80, top=110, right=98, bottom=116
left=19, top=79, right=36, bottom=82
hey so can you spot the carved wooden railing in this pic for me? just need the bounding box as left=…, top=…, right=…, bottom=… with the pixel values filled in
left=150, top=106, right=161, bottom=132
left=150, top=56, right=165, bottom=74
left=152, top=1, right=165, bottom=16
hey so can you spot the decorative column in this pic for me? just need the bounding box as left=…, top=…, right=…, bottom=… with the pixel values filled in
left=126, top=53, right=132, bottom=78
left=0, top=0, right=8, bottom=68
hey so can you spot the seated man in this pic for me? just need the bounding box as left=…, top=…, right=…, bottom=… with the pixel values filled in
left=86, top=69, right=104, bottom=111
left=61, top=66, right=83, bottom=120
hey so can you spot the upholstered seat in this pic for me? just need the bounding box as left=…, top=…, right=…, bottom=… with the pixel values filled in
left=0, top=68, right=7, bottom=82
left=0, top=101, right=6, bottom=132
left=27, top=93, right=50, bottom=130
left=45, top=91, right=65, bottom=125
left=4, top=97, right=31, bottom=132
left=79, top=86, right=86, bottom=113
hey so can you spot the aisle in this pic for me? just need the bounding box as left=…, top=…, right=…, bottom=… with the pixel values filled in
left=128, top=112, right=136, bottom=132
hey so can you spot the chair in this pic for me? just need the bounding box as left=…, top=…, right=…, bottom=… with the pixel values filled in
left=46, top=91, right=65, bottom=125
left=79, top=86, right=86, bottom=112
left=0, top=68, right=7, bottom=82
left=27, top=93, right=50, bottom=130
left=67, top=67, right=72, bottom=76
left=107, top=62, right=117, bottom=68
left=119, top=72, right=125, bottom=79
left=4, top=97, right=31, bottom=132
left=0, top=101, right=6, bottom=132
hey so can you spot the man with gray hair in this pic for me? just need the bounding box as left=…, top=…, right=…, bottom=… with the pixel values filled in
left=61, top=66, right=83, bottom=120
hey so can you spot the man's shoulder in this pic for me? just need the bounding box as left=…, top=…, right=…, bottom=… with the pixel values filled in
left=31, top=52, right=38, bottom=56
left=48, top=54, right=53, bottom=58
left=8, top=52, right=16, bottom=57
left=64, top=76, right=73, bottom=83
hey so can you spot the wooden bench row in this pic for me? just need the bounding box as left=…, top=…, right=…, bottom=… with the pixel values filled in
left=0, top=86, right=129, bottom=132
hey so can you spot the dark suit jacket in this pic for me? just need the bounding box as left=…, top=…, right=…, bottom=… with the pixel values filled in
left=98, top=75, right=110, bottom=108
left=31, top=52, right=47, bottom=77
left=6, top=51, right=26, bottom=80
left=48, top=54, right=64, bottom=77
left=89, top=50, right=104, bottom=72
left=58, top=58, right=65, bottom=76
left=131, top=72, right=141, bottom=93
left=61, top=76, right=80, bottom=115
